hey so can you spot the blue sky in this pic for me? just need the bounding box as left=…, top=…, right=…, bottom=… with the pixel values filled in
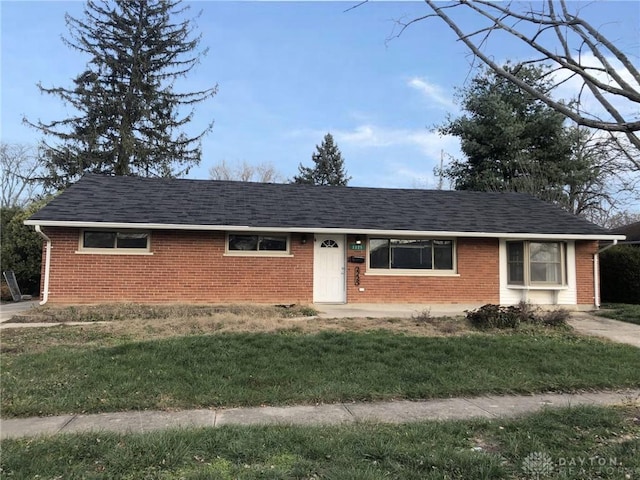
left=1, top=1, right=639, bottom=191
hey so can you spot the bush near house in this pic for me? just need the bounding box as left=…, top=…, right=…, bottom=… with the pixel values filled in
left=600, top=246, right=640, bottom=304
left=466, top=303, right=570, bottom=329
left=0, top=205, right=43, bottom=295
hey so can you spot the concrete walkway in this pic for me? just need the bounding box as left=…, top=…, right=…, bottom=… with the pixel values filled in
left=568, top=312, right=640, bottom=348
left=0, top=300, right=39, bottom=323
left=2, top=390, right=638, bottom=439
left=314, top=303, right=478, bottom=319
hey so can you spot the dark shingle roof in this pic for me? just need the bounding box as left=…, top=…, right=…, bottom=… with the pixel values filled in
left=612, top=221, right=640, bottom=242
left=28, top=174, right=613, bottom=236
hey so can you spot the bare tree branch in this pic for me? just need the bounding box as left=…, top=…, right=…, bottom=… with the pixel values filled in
left=0, top=143, right=44, bottom=208
left=208, top=160, right=283, bottom=183
left=396, top=0, right=640, bottom=153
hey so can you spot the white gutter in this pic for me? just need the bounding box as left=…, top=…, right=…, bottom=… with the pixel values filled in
left=597, top=239, right=619, bottom=254
left=22, top=220, right=626, bottom=242
left=594, top=239, right=619, bottom=309
left=34, top=225, right=51, bottom=306
left=594, top=252, right=600, bottom=308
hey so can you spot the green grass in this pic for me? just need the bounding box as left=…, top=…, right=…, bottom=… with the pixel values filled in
left=2, top=405, right=639, bottom=479
left=2, top=331, right=639, bottom=417
left=598, top=303, right=640, bottom=325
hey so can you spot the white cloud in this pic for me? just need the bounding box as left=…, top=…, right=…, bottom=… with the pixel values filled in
left=407, top=77, right=457, bottom=110
left=332, top=124, right=462, bottom=188
left=333, top=124, right=459, bottom=158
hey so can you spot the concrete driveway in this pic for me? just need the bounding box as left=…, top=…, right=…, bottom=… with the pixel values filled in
left=569, top=312, right=640, bottom=348
left=0, top=300, right=39, bottom=323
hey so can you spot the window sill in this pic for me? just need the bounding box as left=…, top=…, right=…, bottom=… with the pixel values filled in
left=507, top=285, right=568, bottom=290
left=224, top=252, right=294, bottom=258
left=75, top=250, right=154, bottom=256
left=365, top=271, right=459, bottom=277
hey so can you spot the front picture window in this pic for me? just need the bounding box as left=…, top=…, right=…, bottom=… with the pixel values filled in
left=369, top=238, right=454, bottom=271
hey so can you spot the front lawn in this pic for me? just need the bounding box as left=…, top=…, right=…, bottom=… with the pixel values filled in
left=2, top=405, right=638, bottom=479
left=598, top=303, right=640, bottom=325
left=2, top=330, right=639, bottom=418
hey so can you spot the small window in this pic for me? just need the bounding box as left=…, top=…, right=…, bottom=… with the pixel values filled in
left=507, top=241, right=566, bottom=286
left=369, top=238, right=455, bottom=271
left=81, top=230, right=149, bottom=251
left=320, top=239, right=339, bottom=248
left=228, top=234, right=288, bottom=253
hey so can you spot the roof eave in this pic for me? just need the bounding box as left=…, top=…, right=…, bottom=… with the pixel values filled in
left=24, top=220, right=625, bottom=241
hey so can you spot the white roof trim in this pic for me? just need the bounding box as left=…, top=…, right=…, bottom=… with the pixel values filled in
left=24, top=220, right=625, bottom=241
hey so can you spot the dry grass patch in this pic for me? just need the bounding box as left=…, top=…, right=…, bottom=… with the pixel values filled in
left=1, top=306, right=473, bottom=355
left=9, top=303, right=316, bottom=323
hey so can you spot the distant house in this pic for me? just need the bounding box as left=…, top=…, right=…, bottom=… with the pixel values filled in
left=612, top=221, right=640, bottom=245
left=25, top=174, right=623, bottom=308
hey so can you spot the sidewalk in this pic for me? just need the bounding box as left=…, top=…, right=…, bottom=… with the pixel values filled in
left=2, top=389, right=638, bottom=440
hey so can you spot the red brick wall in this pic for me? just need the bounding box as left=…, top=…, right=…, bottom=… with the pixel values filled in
left=41, top=229, right=501, bottom=304
left=345, top=236, right=500, bottom=304
left=42, top=228, right=314, bottom=304
left=576, top=240, right=597, bottom=306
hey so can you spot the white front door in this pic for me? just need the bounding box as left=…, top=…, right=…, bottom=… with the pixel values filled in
left=313, top=234, right=346, bottom=303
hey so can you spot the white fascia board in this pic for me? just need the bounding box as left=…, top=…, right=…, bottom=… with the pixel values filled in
left=24, top=220, right=626, bottom=241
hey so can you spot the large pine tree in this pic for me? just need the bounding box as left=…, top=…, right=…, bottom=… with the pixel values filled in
left=293, top=133, right=350, bottom=186
left=440, top=65, right=608, bottom=209
left=27, top=0, right=217, bottom=189
left=441, top=64, right=572, bottom=195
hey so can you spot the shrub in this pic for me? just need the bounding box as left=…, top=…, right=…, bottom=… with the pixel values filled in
left=538, top=308, right=571, bottom=327
left=600, top=245, right=640, bottom=305
left=1, top=204, right=45, bottom=295
left=467, top=304, right=519, bottom=329
left=467, top=303, right=569, bottom=330
left=1, top=280, right=13, bottom=301
left=411, top=308, right=433, bottom=324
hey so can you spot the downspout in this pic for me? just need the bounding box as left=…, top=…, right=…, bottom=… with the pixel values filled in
left=34, top=225, right=51, bottom=305
left=594, top=240, right=619, bottom=309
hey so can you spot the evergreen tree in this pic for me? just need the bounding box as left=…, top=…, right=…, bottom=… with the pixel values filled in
left=294, top=133, right=350, bottom=186
left=26, top=0, right=217, bottom=190
left=440, top=64, right=602, bottom=212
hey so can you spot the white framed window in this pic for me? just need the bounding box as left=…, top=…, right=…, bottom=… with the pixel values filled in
left=225, top=233, right=291, bottom=256
left=368, top=238, right=456, bottom=274
left=507, top=241, right=566, bottom=286
left=78, top=230, right=151, bottom=254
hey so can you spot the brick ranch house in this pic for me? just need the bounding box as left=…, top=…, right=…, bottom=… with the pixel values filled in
left=26, top=174, right=624, bottom=308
